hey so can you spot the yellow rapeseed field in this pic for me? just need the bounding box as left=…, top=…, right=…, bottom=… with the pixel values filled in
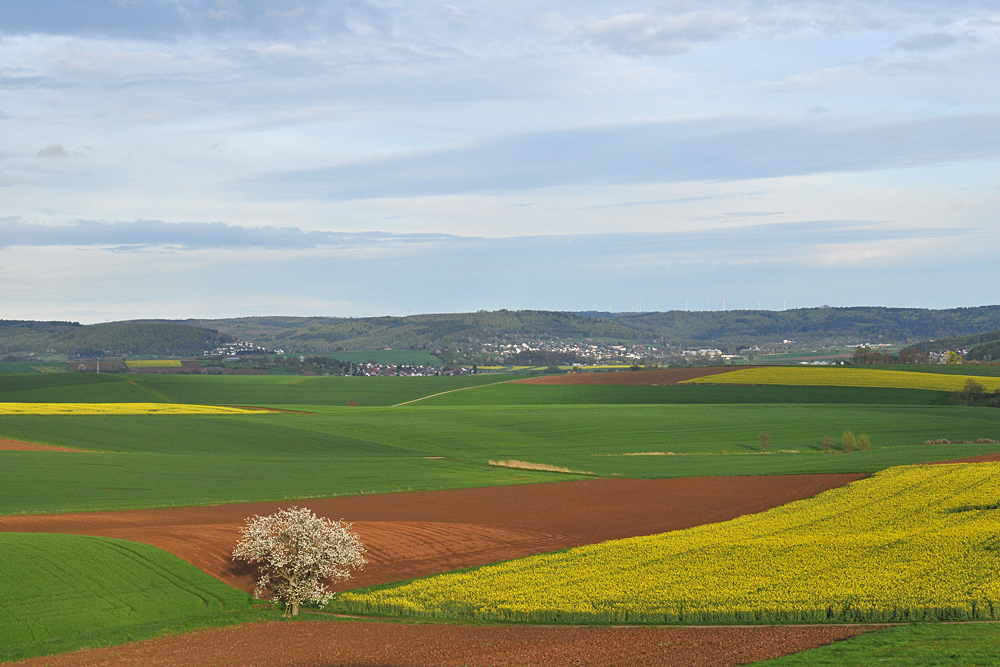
left=0, top=403, right=259, bottom=415
left=337, top=463, right=1000, bottom=623
left=123, top=359, right=183, bottom=369
left=681, top=366, right=1000, bottom=392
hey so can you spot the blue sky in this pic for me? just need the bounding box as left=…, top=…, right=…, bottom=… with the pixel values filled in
left=1, top=0, right=998, bottom=322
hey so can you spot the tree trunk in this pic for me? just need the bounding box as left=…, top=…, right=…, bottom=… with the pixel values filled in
left=292, top=602, right=299, bottom=616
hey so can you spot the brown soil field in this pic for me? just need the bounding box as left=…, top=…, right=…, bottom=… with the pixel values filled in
left=0, top=437, right=85, bottom=452
left=0, top=474, right=864, bottom=593
left=513, top=367, right=741, bottom=386
left=931, top=452, right=1000, bottom=464
left=14, top=620, right=878, bottom=667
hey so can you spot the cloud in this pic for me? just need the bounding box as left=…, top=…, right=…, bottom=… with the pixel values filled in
left=247, top=114, right=1000, bottom=200
left=0, top=218, right=451, bottom=250
left=2, top=219, right=986, bottom=322
left=0, top=0, right=188, bottom=39
left=35, top=143, right=80, bottom=158
left=584, top=12, right=742, bottom=56
left=0, top=0, right=375, bottom=40
left=0, top=217, right=962, bottom=256
left=206, top=0, right=244, bottom=22
left=891, top=32, right=962, bottom=52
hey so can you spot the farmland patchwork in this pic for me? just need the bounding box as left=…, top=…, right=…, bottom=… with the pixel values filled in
left=336, top=463, right=1000, bottom=624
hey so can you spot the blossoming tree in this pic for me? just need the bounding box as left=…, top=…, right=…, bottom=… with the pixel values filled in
left=233, top=506, right=366, bottom=616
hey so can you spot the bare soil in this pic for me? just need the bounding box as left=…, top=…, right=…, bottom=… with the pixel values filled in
left=929, top=452, right=1000, bottom=464
left=0, top=437, right=86, bottom=452
left=513, top=367, right=741, bottom=386
left=0, top=474, right=864, bottom=593
left=13, top=620, right=877, bottom=667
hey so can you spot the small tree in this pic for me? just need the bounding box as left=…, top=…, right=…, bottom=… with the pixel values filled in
left=843, top=431, right=857, bottom=453
left=821, top=436, right=835, bottom=453
left=857, top=433, right=871, bottom=450
left=233, top=507, right=366, bottom=617
left=952, top=379, right=986, bottom=406
left=758, top=432, right=772, bottom=453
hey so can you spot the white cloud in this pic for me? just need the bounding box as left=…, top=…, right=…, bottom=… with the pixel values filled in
left=2, top=1, right=1000, bottom=316
left=585, top=12, right=742, bottom=55
left=206, top=0, right=244, bottom=21
left=892, top=31, right=962, bottom=52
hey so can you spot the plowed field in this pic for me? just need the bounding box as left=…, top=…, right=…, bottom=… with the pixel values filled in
left=0, top=437, right=84, bottom=452
left=931, top=452, right=1000, bottom=464
left=0, top=474, right=863, bottom=593
left=514, top=367, right=741, bottom=385
left=12, top=619, right=876, bottom=667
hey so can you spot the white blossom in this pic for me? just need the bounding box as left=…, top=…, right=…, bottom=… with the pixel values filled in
left=233, top=507, right=366, bottom=616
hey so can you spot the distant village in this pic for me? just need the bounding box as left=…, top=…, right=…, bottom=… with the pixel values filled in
left=62, top=334, right=976, bottom=376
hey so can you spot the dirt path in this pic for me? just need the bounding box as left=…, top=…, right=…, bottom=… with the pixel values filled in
left=513, top=367, right=741, bottom=386
left=0, top=474, right=865, bottom=593
left=0, top=437, right=87, bottom=452
left=13, top=620, right=877, bottom=667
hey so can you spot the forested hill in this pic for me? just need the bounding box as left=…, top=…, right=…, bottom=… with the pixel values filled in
left=602, top=306, right=1000, bottom=347
left=910, top=329, right=1000, bottom=362
left=0, top=321, right=233, bottom=357
left=181, top=306, right=1000, bottom=352
left=6, top=307, right=999, bottom=356
left=181, top=312, right=639, bottom=352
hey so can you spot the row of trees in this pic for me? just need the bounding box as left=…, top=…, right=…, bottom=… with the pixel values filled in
left=851, top=346, right=933, bottom=365
left=952, top=380, right=1000, bottom=407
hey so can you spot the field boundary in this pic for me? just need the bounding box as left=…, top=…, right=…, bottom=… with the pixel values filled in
left=309, top=608, right=1000, bottom=628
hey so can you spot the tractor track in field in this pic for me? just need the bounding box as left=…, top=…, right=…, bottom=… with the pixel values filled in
left=391, top=379, right=518, bottom=406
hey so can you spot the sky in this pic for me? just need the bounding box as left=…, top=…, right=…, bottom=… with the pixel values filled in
left=1, top=0, right=998, bottom=322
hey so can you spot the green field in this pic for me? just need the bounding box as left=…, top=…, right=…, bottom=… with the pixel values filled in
left=0, top=373, right=510, bottom=406
left=0, top=533, right=253, bottom=662
left=0, top=361, right=67, bottom=374
left=750, top=624, right=1000, bottom=666
left=419, top=382, right=951, bottom=406
left=3, top=370, right=1000, bottom=662
left=2, top=400, right=999, bottom=514
left=324, top=349, right=443, bottom=365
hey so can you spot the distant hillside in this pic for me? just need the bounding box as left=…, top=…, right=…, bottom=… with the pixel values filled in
left=600, top=306, right=1000, bottom=347
left=180, top=312, right=638, bottom=353
left=0, top=320, right=233, bottom=357
left=909, top=329, right=1000, bottom=362
left=178, top=306, right=1000, bottom=352
left=8, top=307, right=998, bottom=357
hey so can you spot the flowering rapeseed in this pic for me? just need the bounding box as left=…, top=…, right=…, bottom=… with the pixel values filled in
left=338, top=464, right=1000, bottom=623
left=682, top=366, right=1000, bottom=392
left=0, top=403, right=259, bottom=415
